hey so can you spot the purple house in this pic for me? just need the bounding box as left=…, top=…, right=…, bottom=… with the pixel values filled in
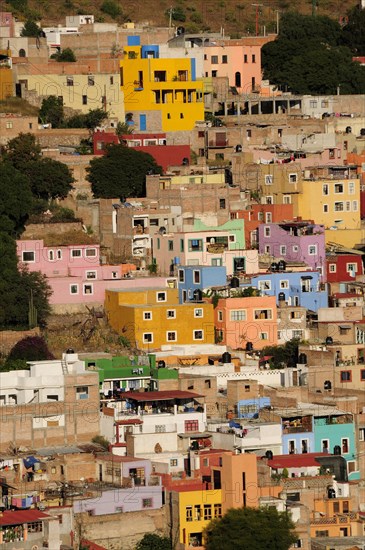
left=258, top=221, right=326, bottom=280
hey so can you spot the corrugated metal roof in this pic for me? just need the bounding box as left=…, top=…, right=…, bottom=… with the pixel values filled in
left=0, top=510, right=50, bottom=526
left=123, top=390, right=203, bottom=401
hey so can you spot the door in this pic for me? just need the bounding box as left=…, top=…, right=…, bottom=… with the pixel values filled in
left=139, top=114, right=146, bottom=131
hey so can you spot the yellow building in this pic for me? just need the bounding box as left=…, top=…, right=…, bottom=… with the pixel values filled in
left=0, top=50, right=13, bottom=99
left=105, top=287, right=214, bottom=350
left=297, top=176, right=363, bottom=248
left=310, top=496, right=364, bottom=539
left=120, top=41, right=204, bottom=132
left=171, top=487, right=223, bottom=548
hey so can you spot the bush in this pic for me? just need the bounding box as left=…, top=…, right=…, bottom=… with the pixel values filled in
left=52, top=48, right=76, bottom=62
left=101, top=0, right=121, bottom=19
left=7, top=336, right=54, bottom=363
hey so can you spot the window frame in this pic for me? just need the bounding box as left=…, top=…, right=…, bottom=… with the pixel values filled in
left=166, top=330, right=177, bottom=342
left=143, top=333, right=153, bottom=344
left=22, top=251, right=35, bottom=263
left=193, top=329, right=204, bottom=341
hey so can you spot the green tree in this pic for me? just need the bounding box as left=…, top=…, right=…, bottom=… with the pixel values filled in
left=261, top=338, right=300, bottom=370
left=0, top=162, right=33, bottom=235
left=116, top=121, right=133, bottom=137
left=204, top=507, right=297, bottom=550
left=17, top=266, right=52, bottom=328
left=341, top=6, right=365, bottom=55
left=39, top=95, right=64, bottom=128
left=166, top=6, right=186, bottom=22
left=66, top=108, right=108, bottom=134
left=25, top=157, right=74, bottom=201
left=20, top=19, right=41, bottom=37
left=135, top=533, right=172, bottom=550
left=101, top=0, right=122, bottom=19
left=4, top=133, right=41, bottom=171
left=87, top=144, right=162, bottom=200
left=52, top=48, right=76, bottom=62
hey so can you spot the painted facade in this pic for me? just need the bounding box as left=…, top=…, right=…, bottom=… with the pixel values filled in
left=177, top=265, right=227, bottom=303
left=105, top=287, right=215, bottom=350
left=0, top=49, right=13, bottom=99
left=326, top=253, right=364, bottom=283
left=214, top=295, right=278, bottom=350
left=120, top=39, right=204, bottom=132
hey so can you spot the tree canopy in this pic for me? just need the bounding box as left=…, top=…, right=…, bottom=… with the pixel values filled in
left=204, top=507, right=297, bottom=550
left=51, top=48, right=77, bottom=62
left=21, top=20, right=41, bottom=37
left=39, top=96, right=64, bottom=128
left=135, top=533, right=172, bottom=550
left=0, top=162, right=32, bottom=235
left=341, top=6, right=365, bottom=56
left=87, top=144, right=162, bottom=200
left=262, top=12, right=365, bottom=95
left=261, top=338, right=300, bottom=370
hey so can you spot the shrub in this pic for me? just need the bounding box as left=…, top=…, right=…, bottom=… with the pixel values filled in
left=7, top=336, right=54, bottom=363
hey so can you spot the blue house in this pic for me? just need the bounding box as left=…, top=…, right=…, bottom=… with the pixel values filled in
left=177, top=265, right=227, bottom=303
left=241, top=270, right=328, bottom=312
left=281, top=411, right=315, bottom=456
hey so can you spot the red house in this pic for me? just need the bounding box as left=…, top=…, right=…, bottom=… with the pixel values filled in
left=326, top=253, right=364, bottom=283
left=93, top=131, right=190, bottom=172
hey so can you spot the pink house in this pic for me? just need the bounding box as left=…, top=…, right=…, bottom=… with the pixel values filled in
left=16, top=239, right=173, bottom=312
left=204, top=37, right=274, bottom=94
left=215, top=295, right=278, bottom=350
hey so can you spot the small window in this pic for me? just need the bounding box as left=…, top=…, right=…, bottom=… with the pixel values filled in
left=83, top=284, right=93, bottom=295
left=217, top=310, right=223, bottom=321
left=348, top=182, right=355, bottom=194
left=71, top=249, right=82, bottom=258
left=142, top=498, right=153, bottom=508
left=264, top=226, right=271, bottom=238
left=167, top=309, right=176, bottom=319
left=110, top=76, right=114, bottom=85
left=22, top=251, right=35, bottom=263
left=219, top=198, right=226, bottom=209
left=88, top=75, right=95, bottom=86
left=323, top=184, right=329, bottom=195
left=244, top=54, right=248, bottom=63
left=156, top=291, right=166, bottom=302
left=85, top=248, right=97, bottom=257
left=283, top=195, right=291, bottom=204
left=230, top=310, right=246, bottom=321
left=57, top=249, right=62, bottom=259
left=334, top=202, right=344, bottom=211
left=289, top=173, right=298, bottom=183
left=193, top=330, right=204, bottom=340
left=194, top=308, right=203, bottom=318
left=222, top=55, right=228, bottom=63
left=352, top=200, right=358, bottom=211
left=329, top=264, right=336, bottom=273
left=334, top=183, right=344, bottom=194
left=308, top=245, right=317, bottom=255
left=168, top=240, right=174, bottom=251
left=180, top=113, right=184, bottom=119
left=82, top=95, right=87, bottom=105
left=340, top=370, right=352, bottom=382
left=67, top=77, right=74, bottom=86
left=70, top=284, right=79, bottom=295
left=178, top=269, right=184, bottom=283
left=193, top=270, right=200, bottom=284
left=143, top=333, right=153, bottom=343
left=166, top=331, right=177, bottom=342
left=76, top=386, right=89, bottom=400
left=280, top=245, right=287, bottom=255
left=280, top=280, right=289, bottom=289
left=170, top=459, right=178, bottom=467
left=211, top=55, right=218, bottom=64
left=260, top=332, right=268, bottom=340
left=265, top=175, right=273, bottom=185
left=167, top=113, right=171, bottom=119
left=341, top=438, right=349, bottom=454
left=323, top=204, right=328, bottom=212
left=6, top=121, right=13, bottom=129
left=86, top=270, right=97, bottom=279
left=143, top=311, right=152, bottom=320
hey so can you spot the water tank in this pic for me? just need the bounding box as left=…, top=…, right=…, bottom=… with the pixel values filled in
left=325, top=336, right=333, bottom=345
left=193, top=289, right=203, bottom=301
left=345, top=126, right=352, bottom=134
left=334, top=445, right=341, bottom=455
left=324, top=380, right=332, bottom=390
left=270, top=262, right=279, bottom=272
left=176, top=26, right=185, bottom=35
left=191, top=440, right=199, bottom=451
left=158, top=360, right=166, bottom=369
left=235, top=144, right=242, bottom=153
left=66, top=348, right=75, bottom=354
left=230, top=277, right=240, bottom=288
left=278, top=260, right=287, bottom=271
left=360, top=128, right=365, bottom=136
left=174, top=257, right=180, bottom=265
left=265, top=450, right=273, bottom=460
left=327, top=487, right=336, bottom=498
left=278, top=292, right=286, bottom=302
left=246, top=342, right=253, bottom=351
left=182, top=157, right=189, bottom=166
left=222, top=352, right=231, bottom=364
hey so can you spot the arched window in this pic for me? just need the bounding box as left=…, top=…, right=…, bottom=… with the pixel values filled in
left=235, top=71, right=241, bottom=88
left=19, top=49, right=26, bottom=57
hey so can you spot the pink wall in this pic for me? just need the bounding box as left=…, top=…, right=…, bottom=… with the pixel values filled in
left=215, top=295, right=278, bottom=350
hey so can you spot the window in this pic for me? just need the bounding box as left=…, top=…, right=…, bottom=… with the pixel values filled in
left=260, top=332, right=268, bottom=340
left=334, top=183, right=344, bottom=194
left=329, top=264, right=336, bottom=273
left=194, top=308, right=203, bottom=318
left=193, top=330, right=204, bottom=340
left=264, top=226, right=271, bottom=237
left=352, top=200, right=358, bottom=211
left=341, top=438, right=349, bottom=454
left=323, top=184, right=329, bottom=195
left=266, top=196, right=273, bottom=205
left=170, top=459, right=178, bottom=467
left=180, top=239, right=184, bottom=252
left=71, top=249, right=82, bottom=258
left=334, top=202, right=344, bottom=211
left=185, top=420, right=199, bottom=432
left=83, top=284, right=93, bottom=295
left=76, top=386, right=89, bottom=400
left=167, top=309, right=176, bottom=319
left=180, top=113, right=184, bottom=119
left=85, top=248, right=97, bottom=257
left=22, top=251, right=35, bottom=263
left=230, top=310, right=247, bottom=321
left=246, top=129, right=252, bottom=138
left=345, top=200, right=351, bottom=211
left=204, top=505, right=212, bottom=520
left=211, top=55, right=218, bottom=64
left=360, top=370, right=365, bottom=381
left=142, top=498, right=153, bottom=508
left=212, top=70, right=217, bottom=77
left=188, top=239, right=203, bottom=252
left=157, top=291, right=166, bottom=302
left=186, top=506, right=193, bottom=522
left=217, top=310, right=223, bottom=321
left=265, top=212, right=272, bottom=223
left=280, top=245, right=287, bottom=255
left=308, top=244, right=317, bottom=255
left=359, top=427, right=365, bottom=441
left=27, top=522, right=43, bottom=533
left=82, top=95, right=87, bottom=105
left=6, top=121, right=13, bottom=129
left=293, top=330, right=303, bottom=339
left=310, top=100, right=317, bottom=108
left=254, top=309, right=272, bottom=319
left=252, top=54, right=256, bottom=63
left=289, top=173, right=298, bottom=183
left=168, top=240, right=174, bottom=251
left=244, top=54, right=248, bottom=63
left=211, top=258, right=222, bottom=266
left=178, top=270, right=184, bottom=282
left=292, top=245, right=299, bottom=253
left=315, top=531, right=329, bottom=537
left=323, top=204, right=328, bottom=213
left=258, top=280, right=271, bottom=291
left=340, top=370, right=352, bottom=382
left=219, top=198, right=226, bottom=209
left=67, top=77, right=74, bottom=86
left=348, top=182, right=355, bottom=195
left=342, top=500, right=349, bottom=513
left=143, top=333, right=153, bottom=343
left=193, top=270, right=201, bottom=284
left=321, top=439, right=329, bottom=453
left=283, top=195, right=291, bottom=204
left=48, top=250, right=55, bottom=261
left=88, top=75, right=95, bottom=86
left=70, top=284, right=79, bottom=295
left=86, top=270, right=97, bottom=279
left=264, top=245, right=271, bottom=254
left=155, top=425, right=166, bottom=433
left=166, top=331, right=177, bottom=342
left=293, top=540, right=303, bottom=548
left=346, top=263, right=357, bottom=273
left=265, top=175, right=273, bottom=185
left=157, top=238, right=160, bottom=250
left=222, top=55, right=228, bottom=63
left=143, top=311, right=152, bottom=320
left=280, top=280, right=289, bottom=289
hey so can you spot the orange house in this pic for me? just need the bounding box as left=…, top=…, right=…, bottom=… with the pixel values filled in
left=215, top=295, right=278, bottom=350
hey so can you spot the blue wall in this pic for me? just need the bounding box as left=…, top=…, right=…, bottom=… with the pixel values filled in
left=237, top=397, right=270, bottom=419
left=282, top=432, right=315, bottom=455
left=178, top=265, right=226, bottom=303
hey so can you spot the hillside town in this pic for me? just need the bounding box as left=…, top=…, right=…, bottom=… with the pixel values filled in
left=0, top=2, right=365, bottom=550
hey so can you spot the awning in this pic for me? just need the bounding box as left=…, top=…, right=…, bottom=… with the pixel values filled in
left=339, top=325, right=351, bottom=329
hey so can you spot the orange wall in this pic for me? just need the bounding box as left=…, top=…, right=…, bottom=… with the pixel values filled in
left=218, top=453, right=259, bottom=513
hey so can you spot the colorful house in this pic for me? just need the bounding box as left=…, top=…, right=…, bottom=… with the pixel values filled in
left=177, top=265, right=227, bottom=303
left=0, top=49, right=13, bottom=99
left=214, top=295, right=278, bottom=350
left=258, top=221, right=326, bottom=279
left=120, top=38, right=204, bottom=132
left=105, top=287, right=215, bottom=350
left=326, top=252, right=364, bottom=284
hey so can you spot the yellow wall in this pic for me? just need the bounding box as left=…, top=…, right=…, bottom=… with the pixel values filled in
left=105, top=288, right=215, bottom=349
left=0, top=50, right=13, bottom=99
left=120, top=47, right=204, bottom=131
left=178, top=489, right=223, bottom=546
left=21, top=72, right=124, bottom=120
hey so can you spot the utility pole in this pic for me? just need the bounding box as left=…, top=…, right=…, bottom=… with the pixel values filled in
left=168, top=6, right=174, bottom=29
left=252, top=4, right=263, bottom=36
left=275, top=9, right=280, bottom=34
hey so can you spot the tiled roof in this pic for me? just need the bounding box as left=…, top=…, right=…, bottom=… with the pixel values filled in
left=0, top=510, right=50, bottom=526
left=268, top=452, right=329, bottom=469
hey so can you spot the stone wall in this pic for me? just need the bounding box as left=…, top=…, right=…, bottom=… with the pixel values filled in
left=0, top=328, right=40, bottom=356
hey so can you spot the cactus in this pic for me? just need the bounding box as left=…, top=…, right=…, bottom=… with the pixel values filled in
left=28, top=289, right=38, bottom=328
